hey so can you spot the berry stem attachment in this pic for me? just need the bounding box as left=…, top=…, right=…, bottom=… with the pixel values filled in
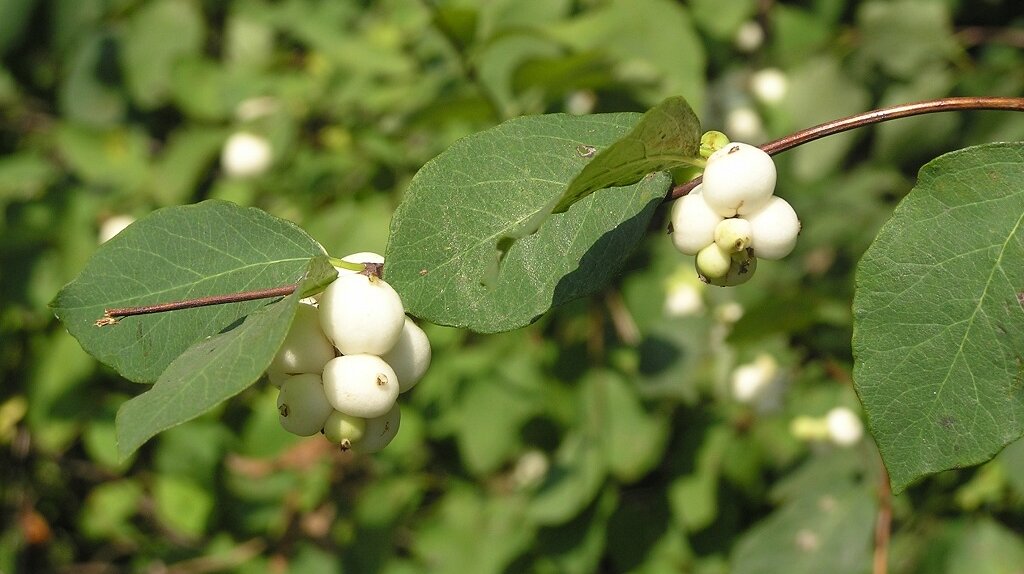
left=668, top=96, right=1024, bottom=200
left=95, top=284, right=298, bottom=326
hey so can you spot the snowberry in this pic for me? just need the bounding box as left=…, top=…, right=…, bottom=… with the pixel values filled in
left=277, top=373, right=334, bottom=436
left=731, top=354, right=778, bottom=403
left=381, top=318, right=432, bottom=393
left=221, top=132, right=273, bottom=178
left=746, top=196, right=801, bottom=260
left=826, top=407, right=863, bottom=447
left=670, top=186, right=723, bottom=256
left=714, top=218, right=753, bottom=253
left=267, top=303, right=335, bottom=384
left=357, top=403, right=401, bottom=454
left=318, top=273, right=405, bottom=355
left=750, top=68, right=788, bottom=105
left=322, top=410, right=366, bottom=449
left=701, top=248, right=757, bottom=287
left=322, top=354, right=400, bottom=418
left=99, top=215, right=135, bottom=244
left=695, top=243, right=733, bottom=279
left=701, top=142, right=776, bottom=217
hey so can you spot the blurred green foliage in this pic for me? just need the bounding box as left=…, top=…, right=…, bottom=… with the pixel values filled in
left=2, top=0, right=1024, bottom=573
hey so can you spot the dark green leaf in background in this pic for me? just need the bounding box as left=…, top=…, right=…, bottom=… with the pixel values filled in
left=853, top=143, right=1024, bottom=492
left=385, top=113, right=672, bottom=333
left=51, top=200, right=327, bottom=383
left=553, top=96, right=701, bottom=213
left=115, top=256, right=336, bottom=460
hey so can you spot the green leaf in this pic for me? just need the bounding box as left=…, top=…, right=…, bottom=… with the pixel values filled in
left=853, top=143, right=1024, bottom=492
left=114, top=256, right=335, bottom=460
left=51, top=200, right=327, bottom=383
left=731, top=483, right=876, bottom=574
left=553, top=96, right=701, bottom=213
left=121, top=0, right=205, bottom=108
left=385, top=113, right=672, bottom=333
left=153, top=475, right=213, bottom=538
left=594, top=372, right=669, bottom=482
left=946, top=518, right=1024, bottom=573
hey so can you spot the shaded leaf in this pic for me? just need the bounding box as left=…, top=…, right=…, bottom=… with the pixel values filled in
left=51, top=200, right=327, bottom=383
left=114, top=256, right=335, bottom=460
left=385, top=113, right=672, bottom=333
left=554, top=96, right=701, bottom=213
left=853, top=143, right=1024, bottom=492
left=731, top=483, right=876, bottom=574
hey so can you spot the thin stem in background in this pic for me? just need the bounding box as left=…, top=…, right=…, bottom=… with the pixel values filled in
left=668, top=96, right=1024, bottom=200
left=873, top=456, right=893, bottom=574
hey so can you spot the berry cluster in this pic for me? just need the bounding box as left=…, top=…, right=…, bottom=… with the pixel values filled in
left=267, top=252, right=430, bottom=453
left=670, top=141, right=800, bottom=286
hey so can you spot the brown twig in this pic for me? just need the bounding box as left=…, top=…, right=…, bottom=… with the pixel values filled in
left=667, top=96, right=1024, bottom=201
left=96, top=285, right=298, bottom=326
left=873, top=455, right=893, bottom=574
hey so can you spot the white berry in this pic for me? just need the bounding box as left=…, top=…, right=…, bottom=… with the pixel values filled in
left=826, top=407, right=863, bottom=447
left=731, top=354, right=778, bottom=403
left=318, top=273, right=405, bottom=355
left=381, top=318, right=431, bottom=393
left=701, top=142, right=776, bottom=217
left=356, top=403, right=401, bottom=454
left=322, top=410, right=366, bottom=449
left=670, top=185, right=723, bottom=256
left=267, top=303, right=335, bottom=381
left=277, top=373, right=333, bottom=436
left=221, top=132, right=273, bottom=178
left=322, top=354, right=399, bottom=418
left=714, top=218, right=753, bottom=253
left=746, top=196, right=800, bottom=260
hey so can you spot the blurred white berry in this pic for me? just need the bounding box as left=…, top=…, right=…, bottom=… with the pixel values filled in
left=99, top=214, right=135, bottom=244
left=734, top=21, right=764, bottom=52
left=724, top=107, right=764, bottom=143
left=234, top=96, right=279, bottom=121
left=513, top=449, right=550, bottom=488
left=826, top=407, right=864, bottom=446
left=731, top=354, right=778, bottom=403
left=221, top=132, right=273, bottom=178
left=790, top=415, right=828, bottom=441
left=714, top=302, right=744, bottom=324
left=750, top=68, right=789, bottom=105
left=664, top=282, right=704, bottom=317
left=565, top=90, right=597, bottom=115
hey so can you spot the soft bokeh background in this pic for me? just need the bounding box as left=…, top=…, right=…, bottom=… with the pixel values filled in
left=2, top=1, right=1024, bottom=572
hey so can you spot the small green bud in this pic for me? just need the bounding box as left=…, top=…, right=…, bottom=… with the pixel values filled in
left=700, top=130, right=730, bottom=159
left=695, top=243, right=732, bottom=279
left=714, top=218, right=753, bottom=253
left=702, top=248, right=757, bottom=287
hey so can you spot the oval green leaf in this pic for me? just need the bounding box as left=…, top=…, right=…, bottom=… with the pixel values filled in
left=115, top=257, right=336, bottom=460
left=385, top=113, right=673, bottom=333
left=51, top=200, right=327, bottom=383
left=853, top=142, right=1024, bottom=492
